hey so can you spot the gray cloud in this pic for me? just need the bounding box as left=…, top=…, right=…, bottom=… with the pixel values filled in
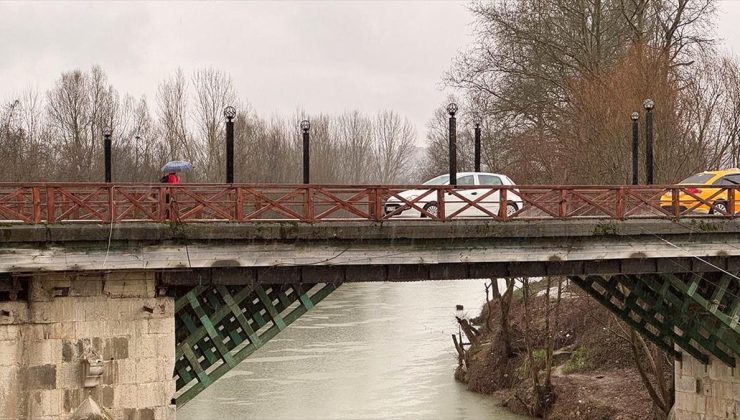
left=1, top=0, right=739, bottom=143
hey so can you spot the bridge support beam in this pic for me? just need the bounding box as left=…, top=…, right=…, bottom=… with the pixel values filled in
left=0, top=271, right=175, bottom=419
left=674, top=352, right=739, bottom=419
left=173, top=281, right=339, bottom=406
left=570, top=273, right=739, bottom=366
left=570, top=272, right=739, bottom=419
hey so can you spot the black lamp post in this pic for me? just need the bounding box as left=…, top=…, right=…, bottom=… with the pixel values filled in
left=643, top=99, right=655, bottom=185
left=447, top=103, right=458, bottom=186
left=474, top=121, right=481, bottom=173
left=631, top=112, right=639, bottom=185
left=300, top=120, right=311, bottom=184
left=224, top=106, right=236, bottom=183
left=103, top=127, right=112, bottom=183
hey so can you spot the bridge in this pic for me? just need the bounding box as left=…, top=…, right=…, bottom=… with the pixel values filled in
left=0, top=182, right=738, bottom=419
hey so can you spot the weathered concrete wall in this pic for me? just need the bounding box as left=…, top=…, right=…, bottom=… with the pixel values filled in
left=1, top=219, right=739, bottom=278
left=0, top=272, right=175, bottom=419
left=674, top=352, right=739, bottom=419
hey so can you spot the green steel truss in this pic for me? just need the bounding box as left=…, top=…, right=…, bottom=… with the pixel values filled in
left=173, top=282, right=339, bottom=406
left=571, top=272, right=739, bottom=367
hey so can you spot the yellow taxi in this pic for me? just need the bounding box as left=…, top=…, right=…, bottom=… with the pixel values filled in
left=660, top=168, right=740, bottom=214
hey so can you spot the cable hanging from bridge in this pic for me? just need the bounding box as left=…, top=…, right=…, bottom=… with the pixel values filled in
left=652, top=235, right=740, bottom=283
left=625, top=229, right=740, bottom=301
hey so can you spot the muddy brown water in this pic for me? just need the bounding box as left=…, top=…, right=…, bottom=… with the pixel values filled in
left=179, top=281, right=528, bottom=420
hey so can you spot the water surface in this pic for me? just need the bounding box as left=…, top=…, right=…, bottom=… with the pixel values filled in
left=180, top=281, right=527, bottom=420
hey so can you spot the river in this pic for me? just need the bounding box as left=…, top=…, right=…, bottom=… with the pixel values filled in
left=179, top=280, right=528, bottom=420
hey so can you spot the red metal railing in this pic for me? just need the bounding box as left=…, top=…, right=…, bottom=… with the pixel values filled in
left=0, top=183, right=736, bottom=224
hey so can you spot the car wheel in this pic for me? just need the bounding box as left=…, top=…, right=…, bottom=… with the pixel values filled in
left=422, top=202, right=439, bottom=218
left=506, top=202, right=518, bottom=217
left=712, top=200, right=729, bottom=215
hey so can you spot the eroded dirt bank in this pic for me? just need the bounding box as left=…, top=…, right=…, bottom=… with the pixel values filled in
left=455, top=281, right=657, bottom=419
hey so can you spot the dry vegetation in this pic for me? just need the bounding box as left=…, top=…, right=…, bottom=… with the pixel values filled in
left=455, top=279, right=674, bottom=419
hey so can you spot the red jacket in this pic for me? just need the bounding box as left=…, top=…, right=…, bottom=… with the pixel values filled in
left=165, top=173, right=180, bottom=184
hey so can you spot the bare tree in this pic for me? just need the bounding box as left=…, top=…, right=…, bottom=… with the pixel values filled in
left=371, top=110, right=417, bottom=184
left=334, top=111, right=374, bottom=183
left=191, top=68, right=238, bottom=181
left=157, top=69, right=193, bottom=166
left=2, top=65, right=422, bottom=185
left=45, top=66, right=118, bottom=181
left=112, top=96, right=163, bottom=182
left=442, top=0, right=723, bottom=185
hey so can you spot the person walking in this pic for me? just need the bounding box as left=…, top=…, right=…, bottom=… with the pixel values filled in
left=161, top=172, right=178, bottom=220
left=160, top=160, right=192, bottom=221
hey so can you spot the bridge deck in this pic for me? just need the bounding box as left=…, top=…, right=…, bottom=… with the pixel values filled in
left=1, top=219, right=738, bottom=280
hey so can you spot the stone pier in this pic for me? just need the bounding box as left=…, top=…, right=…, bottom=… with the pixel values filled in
left=0, top=272, right=175, bottom=419
left=674, top=352, right=739, bottom=420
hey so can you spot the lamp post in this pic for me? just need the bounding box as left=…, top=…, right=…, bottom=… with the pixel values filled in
left=224, top=106, right=236, bottom=183
left=474, top=121, right=481, bottom=173
left=102, top=127, right=112, bottom=183
left=643, top=99, right=655, bottom=185
left=300, top=120, right=311, bottom=184
left=631, top=112, right=639, bottom=185
left=447, top=103, right=458, bottom=186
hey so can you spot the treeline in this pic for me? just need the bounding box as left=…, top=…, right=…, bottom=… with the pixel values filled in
left=3, top=1, right=739, bottom=187
left=428, top=0, right=740, bottom=185
left=0, top=67, right=418, bottom=184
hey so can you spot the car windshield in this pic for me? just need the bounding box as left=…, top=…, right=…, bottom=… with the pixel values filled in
left=679, top=173, right=715, bottom=184
left=423, top=175, right=450, bottom=185
left=714, top=175, right=740, bottom=185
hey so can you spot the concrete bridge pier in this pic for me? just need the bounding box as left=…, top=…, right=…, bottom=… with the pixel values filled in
left=0, top=271, right=175, bottom=419
left=675, top=352, right=739, bottom=419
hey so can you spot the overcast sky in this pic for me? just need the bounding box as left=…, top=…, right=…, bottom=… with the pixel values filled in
left=1, top=1, right=740, bottom=143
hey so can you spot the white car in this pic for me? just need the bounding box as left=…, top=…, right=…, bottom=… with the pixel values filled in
left=383, top=172, right=524, bottom=218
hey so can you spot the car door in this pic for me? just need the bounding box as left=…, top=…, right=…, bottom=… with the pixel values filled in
left=477, top=174, right=504, bottom=216
left=446, top=175, right=477, bottom=217
left=716, top=174, right=740, bottom=212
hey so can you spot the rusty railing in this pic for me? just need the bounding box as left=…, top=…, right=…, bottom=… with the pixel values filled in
left=0, top=183, right=735, bottom=224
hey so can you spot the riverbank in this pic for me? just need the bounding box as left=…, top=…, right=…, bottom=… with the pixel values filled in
left=456, top=280, right=657, bottom=419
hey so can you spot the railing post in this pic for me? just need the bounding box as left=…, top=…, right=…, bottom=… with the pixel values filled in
left=499, top=188, right=508, bottom=220
left=46, top=186, right=55, bottom=223
left=437, top=188, right=446, bottom=221
left=159, top=186, right=167, bottom=222
left=31, top=187, right=41, bottom=224
left=303, top=186, right=314, bottom=222
left=616, top=187, right=625, bottom=219
left=108, top=185, right=115, bottom=223
left=729, top=186, right=736, bottom=218
left=559, top=189, right=567, bottom=219
left=672, top=187, right=680, bottom=218
left=371, top=188, right=383, bottom=222
left=235, top=187, right=244, bottom=221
